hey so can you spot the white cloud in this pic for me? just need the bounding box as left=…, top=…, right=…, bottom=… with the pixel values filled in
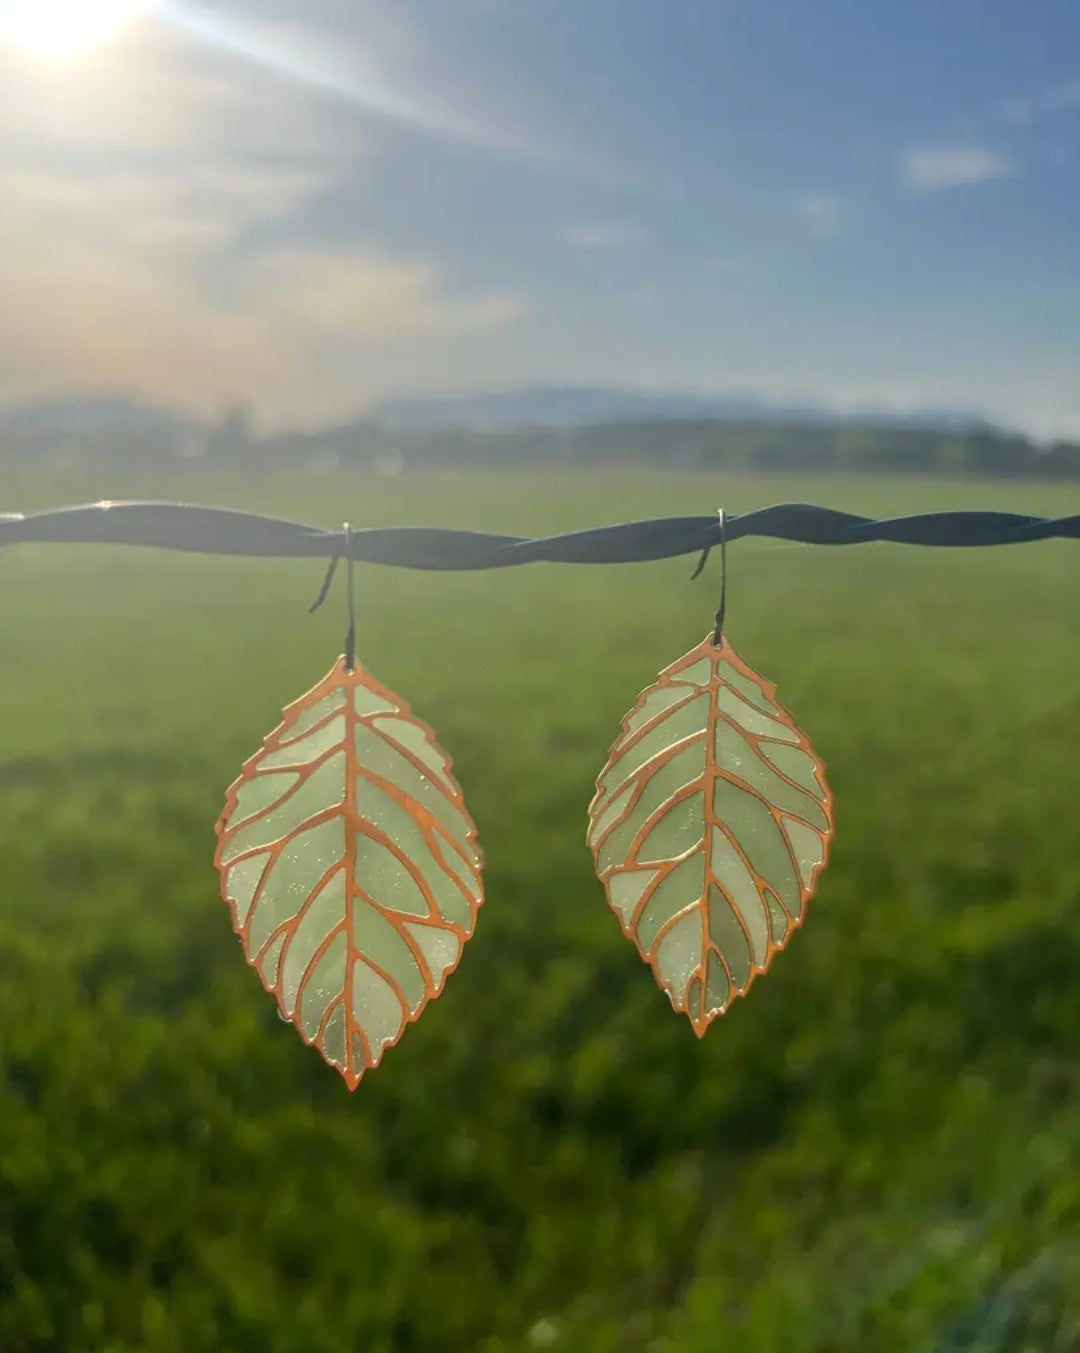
left=0, top=163, right=331, bottom=257
left=0, top=219, right=283, bottom=405
left=235, top=250, right=523, bottom=342
left=793, top=192, right=844, bottom=237
left=0, top=184, right=522, bottom=415
left=563, top=222, right=649, bottom=250
left=902, top=145, right=1012, bottom=191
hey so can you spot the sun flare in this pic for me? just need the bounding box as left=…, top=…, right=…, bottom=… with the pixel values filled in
left=0, top=0, right=157, bottom=62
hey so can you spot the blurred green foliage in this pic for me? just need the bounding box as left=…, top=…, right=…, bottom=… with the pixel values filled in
left=1, top=469, right=1078, bottom=1352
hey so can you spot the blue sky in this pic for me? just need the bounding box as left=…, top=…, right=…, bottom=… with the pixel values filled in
left=2, top=0, right=1079, bottom=435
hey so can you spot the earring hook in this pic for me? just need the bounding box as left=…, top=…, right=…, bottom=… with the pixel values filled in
left=690, top=508, right=727, bottom=644
left=343, top=524, right=356, bottom=671
left=712, top=509, right=727, bottom=645
left=308, top=523, right=357, bottom=670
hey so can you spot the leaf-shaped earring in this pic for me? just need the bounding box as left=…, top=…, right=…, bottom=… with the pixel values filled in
left=215, top=529, right=483, bottom=1088
left=587, top=510, right=834, bottom=1035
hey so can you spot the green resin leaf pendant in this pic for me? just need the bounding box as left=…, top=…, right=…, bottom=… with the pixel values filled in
left=215, top=657, right=484, bottom=1088
left=587, top=634, right=834, bottom=1035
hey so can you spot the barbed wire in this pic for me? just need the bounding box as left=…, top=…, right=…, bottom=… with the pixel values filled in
left=0, top=500, right=1077, bottom=570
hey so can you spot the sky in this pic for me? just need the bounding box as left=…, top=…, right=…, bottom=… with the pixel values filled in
left=2, top=0, right=1080, bottom=437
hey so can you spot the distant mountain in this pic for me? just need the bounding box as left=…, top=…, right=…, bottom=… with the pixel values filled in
left=369, top=384, right=993, bottom=433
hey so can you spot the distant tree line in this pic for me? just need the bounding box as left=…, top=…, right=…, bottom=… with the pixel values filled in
left=3, top=408, right=1080, bottom=478
left=260, top=417, right=1080, bottom=479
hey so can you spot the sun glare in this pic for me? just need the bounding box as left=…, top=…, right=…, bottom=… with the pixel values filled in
left=0, top=0, right=157, bottom=62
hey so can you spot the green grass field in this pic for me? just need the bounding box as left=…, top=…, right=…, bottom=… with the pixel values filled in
left=1, top=468, right=1079, bottom=1353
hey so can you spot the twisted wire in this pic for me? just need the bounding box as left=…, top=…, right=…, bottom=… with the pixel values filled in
left=0, top=500, right=1076, bottom=570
